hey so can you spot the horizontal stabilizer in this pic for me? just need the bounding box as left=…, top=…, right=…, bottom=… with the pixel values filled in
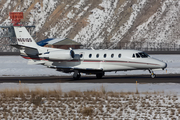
left=28, top=59, right=45, bottom=65
left=11, top=44, right=37, bottom=50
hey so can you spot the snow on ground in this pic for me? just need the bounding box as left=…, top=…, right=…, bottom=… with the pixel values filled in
left=1, top=86, right=180, bottom=120
left=0, top=55, right=180, bottom=119
left=0, top=83, right=180, bottom=95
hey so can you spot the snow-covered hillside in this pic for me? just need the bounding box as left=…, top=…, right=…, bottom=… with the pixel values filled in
left=0, top=0, right=180, bottom=51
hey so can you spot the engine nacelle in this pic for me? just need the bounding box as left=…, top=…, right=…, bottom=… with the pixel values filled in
left=40, top=50, right=74, bottom=61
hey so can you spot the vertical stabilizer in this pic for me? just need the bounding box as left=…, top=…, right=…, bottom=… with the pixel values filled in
left=14, top=26, right=39, bottom=48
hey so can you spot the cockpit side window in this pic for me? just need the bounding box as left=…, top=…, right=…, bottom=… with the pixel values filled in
left=138, top=52, right=149, bottom=58
left=136, top=53, right=141, bottom=58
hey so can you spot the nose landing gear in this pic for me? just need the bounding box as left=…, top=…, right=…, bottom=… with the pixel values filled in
left=151, top=72, right=156, bottom=78
left=149, top=69, right=156, bottom=78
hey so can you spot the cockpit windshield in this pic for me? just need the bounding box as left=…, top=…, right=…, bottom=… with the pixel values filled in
left=138, top=52, right=149, bottom=58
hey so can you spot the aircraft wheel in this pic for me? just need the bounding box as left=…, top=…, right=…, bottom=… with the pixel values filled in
left=151, top=74, right=156, bottom=78
left=73, top=73, right=81, bottom=80
left=96, top=73, right=103, bottom=79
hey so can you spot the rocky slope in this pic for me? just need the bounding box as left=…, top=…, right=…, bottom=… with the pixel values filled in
left=0, top=0, right=180, bottom=51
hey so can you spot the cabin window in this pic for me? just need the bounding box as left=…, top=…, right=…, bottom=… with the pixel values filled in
left=136, top=53, right=141, bottom=58
left=104, top=54, right=107, bottom=58
left=111, top=54, right=114, bottom=58
left=118, top=54, right=121, bottom=58
left=132, top=54, right=135, bottom=58
left=89, top=54, right=92, bottom=58
left=80, top=54, right=83, bottom=58
left=96, top=54, right=99, bottom=58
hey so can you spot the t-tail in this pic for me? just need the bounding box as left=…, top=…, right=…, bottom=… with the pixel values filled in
left=13, top=26, right=42, bottom=64
left=13, top=26, right=73, bottom=65
left=14, top=26, right=39, bottom=49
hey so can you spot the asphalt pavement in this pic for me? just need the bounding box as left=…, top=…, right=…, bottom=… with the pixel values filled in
left=0, top=74, right=180, bottom=83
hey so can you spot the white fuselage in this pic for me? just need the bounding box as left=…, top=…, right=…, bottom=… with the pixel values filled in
left=13, top=26, right=167, bottom=79
left=39, top=49, right=167, bottom=72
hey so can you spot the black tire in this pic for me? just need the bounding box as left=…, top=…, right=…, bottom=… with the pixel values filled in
left=73, top=73, right=81, bottom=80
left=96, top=73, right=103, bottom=79
left=151, top=74, right=156, bottom=78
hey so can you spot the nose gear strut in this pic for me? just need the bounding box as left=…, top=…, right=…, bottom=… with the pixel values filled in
left=149, top=69, right=156, bottom=78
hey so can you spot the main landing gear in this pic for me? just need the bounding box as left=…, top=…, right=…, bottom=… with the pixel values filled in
left=73, top=71, right=105, bottom=80
left=73, top=70, right=81, bottom=80
left=149, top=69, right=156, bottom=78
left=96, top=72, right=104, bottom=79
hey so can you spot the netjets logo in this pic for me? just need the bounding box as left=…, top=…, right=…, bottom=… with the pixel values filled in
left=17, top=38, right=32, bottom=42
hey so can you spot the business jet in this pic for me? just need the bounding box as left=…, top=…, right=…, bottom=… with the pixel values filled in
left=12, top=26, right=167, bottom=79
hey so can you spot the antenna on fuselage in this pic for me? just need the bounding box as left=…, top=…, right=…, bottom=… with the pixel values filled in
left=91, top=47, right=95, bottom=50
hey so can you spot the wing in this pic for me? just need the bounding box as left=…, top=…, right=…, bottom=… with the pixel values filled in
left=50, top=66, right=103, bottom=73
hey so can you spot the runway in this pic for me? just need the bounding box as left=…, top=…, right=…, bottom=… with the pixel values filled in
left=0, top=74, right=180, bottom=83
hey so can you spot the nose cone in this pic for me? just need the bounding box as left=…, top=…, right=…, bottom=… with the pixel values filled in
left=164, top=63, right=167, bottom=69
left=160, top=62, right=167, bottom=69
left=151, top=57, right=167, bottom=69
